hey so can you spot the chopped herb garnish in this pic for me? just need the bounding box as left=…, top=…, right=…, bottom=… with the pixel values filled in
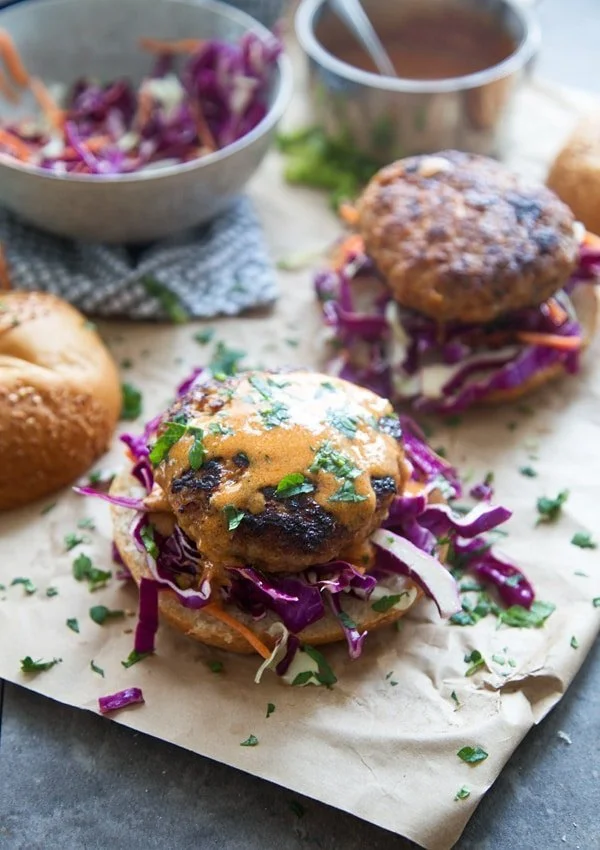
left=64, top=532, right=89, bottom=551
left=266, top=702, right=276, bottom=718
left=371, top=594, right=407, bottom=613
left=260, top=400, right=290, bottom=429
left=446, top=415, right=463, bottom=428
left=120, top=382, right=143, bottom=420
left=327, top=409, right=358, bottom=439
left=309, top=442, right=360, bottom=480
left=240, top=734, right=259, bottom=747
left=223, top=505, right=245, bottom=531
left=303, top=645, right=337, bottom=687
left=77, top=517, right=95, bottom=530
left=285, top=337, right=299, bottom=347
left=188, top=426, right=206, bottom=470
left=140, top=525, right=159, bottom=559
left=41, top=502, right=56, bottom=515
left=457, top=746, right=488, bottom=765
left=329, top=479, right=367, bottom=503
left=66, top=618, right=80, bottom=633
left=450, top=690, right=460, bottom=708
left=519, top=466, right=537, bottom=478
left=593, top=598, right=600, bottom=608
left=11, top=577, right=36, bottom=595
left=148, top=421, right=187, bottom=465
left=209, top=660, right=224, bottom=673
left=275, top=473, right=315, bottom=499
left=337, top=610, right=358, bottom=630
left=208, top=421, right=234, bottom=436
left=536, top=490, right=569, bottom=524
left=499, top=600, right=555, bottom=628
left=455, top=786, right=471, bottom=801
left=209, top=341, right=245, bottom=377
left=320, top=381, right=336, bottom=392
left=142, top=277, right=189, bottom=323
left=249, top=374, right=273, bottom=400
left=571, top=532, right=596, bottom=549
left=504, top=574, right=522, bottom=588
left=464, top=650, right=486, bottom=677
left=570, top=636, right=579, bottom=649
left=89, top=605, right=125, bottom=626
left=20, top=656, right=61, bottom=673
left=90, top=660, right=105, bottom=677
left=121, top=650, right=151, bottom=669
left=72, top=554, right=111, bottom=591
left=193, top=328, right=215, bottom=345
left=291, top=671, right=314, bottom=687
left=45, top=586, right=58, bottom=598
left=491, top=654, right=506, bottom=665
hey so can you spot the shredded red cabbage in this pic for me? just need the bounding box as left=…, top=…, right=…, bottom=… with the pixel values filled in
left=72, top=486, right=146, bottom=511
left=98, top=687, right=145, bottom=714
left=452, top=537, right=535, bottom=608
left=135, top=578, right=160, bottom=655
left=326, top=592, right=366, bottom=659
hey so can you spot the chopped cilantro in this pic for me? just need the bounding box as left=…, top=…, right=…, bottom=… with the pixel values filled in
left=72, top=554, right=111, bottom=592
left=327, top=409, right=358, bottom=439
left=593, top=598, right=600, bottom=608
left=491, top=654, right=506, bottom=665
left=570, top=636, right=579, bottom=649
left=140, top=525, right=159, bottom=559
left=450, top=690, right=460, bottom=708
left=66, top=618, right=80, bottom=633
left=77, top=517, right=95, bottom=530
left=90, top=605, right=125, bottom=625
left=303, top=645, right=337, bottom=687
left=504, top=574, right=522, bottom=588
left=464, top=650, right=486, bottom=677
left=309, top=442, right=360, bottom=480
left=120, top=382, right=143, bottom=420
left=121, top=650, right=151, bottom=669
left=208, top=422, right=234, bottom=437
left=64, top=532, right=89, bottom=551
left=209, top=341, right=245, bottom=377
left=90, top=660, right=105, bottom=677
left=499, top=600, right=555, bottom=628
left=337, top=610, right=357, bottom=630
left=536, top=490, right=569, bottom=524
left=188, top=426, right=206, bottom=470
left=45, top=587, right=58, bottom=598
left=285, top=337, right=299, bottom=347
left=193, top=327, right=215, bottom=345
left=240, top=734, right=259, bottom=747
left=209, top=660, right=224, bottom=673
left=148, top=421, right=187, bottom=465
left=223, top=505, right=245, bottom=531
left=260, top=400, right=290, bottom=429
left=275, top=473, right=315, bottom=499
left=571, top=532, right=596, bottom=549
left=11, top=577, right=36, bottom=595
left=519, top=466, right=537, bottom=478
left=457, top=745, right=488, bottom=764
left=266, top=702, right=276, bottom=718
left=446, top=415, right=463, bottom=428
left=20, top=656, right=61, bottom=673
left=291, top=671, right=314, bottom=687
left=371, top=593, right=407, bottom=613
left=249, top=374, right=273, bottom=400
left=142, top=277, right=189, bottom=323
left=320, top=381, right=336, bottom=392
left=455, top=786, right=471, bottom=801
left=329, top=479, right=367, bottom=503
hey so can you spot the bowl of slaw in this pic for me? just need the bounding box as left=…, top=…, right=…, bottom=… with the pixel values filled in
left=0, top=0, right=292, bottom=243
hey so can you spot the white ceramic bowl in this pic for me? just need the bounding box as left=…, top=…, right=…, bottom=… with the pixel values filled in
left=0, top=0, right=293, bottom=243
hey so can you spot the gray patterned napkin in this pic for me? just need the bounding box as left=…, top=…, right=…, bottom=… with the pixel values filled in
left=0, top=196, right=278, bottom=321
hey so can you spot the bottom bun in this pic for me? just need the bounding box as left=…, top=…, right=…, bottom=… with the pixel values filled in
left=483, top=284, right=599, bottom=406
left=110, top=470, right=422, bottom=655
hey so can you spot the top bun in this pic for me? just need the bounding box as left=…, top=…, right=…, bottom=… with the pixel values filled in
left=547, top=112, right=600, bottom=237
left=0, top=292, right=121, bottom=510
left=358, top=151, right=579, bottom=324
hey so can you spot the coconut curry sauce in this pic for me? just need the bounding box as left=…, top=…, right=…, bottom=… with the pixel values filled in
left=148, top=371, right=409, bottom=582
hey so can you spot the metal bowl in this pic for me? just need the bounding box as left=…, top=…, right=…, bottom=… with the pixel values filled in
left=0, top=0, right=293, bottom=243
left=296, top=0, right=540, bottom=162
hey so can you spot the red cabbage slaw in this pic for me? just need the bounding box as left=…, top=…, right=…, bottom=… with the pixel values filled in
left=78, top=366, right=536, bottom=683
left=98, top=687, right=144, bottom=714
left=316, top=242, right=600, bottom=415
left=0, top=32, right=281, bottom=175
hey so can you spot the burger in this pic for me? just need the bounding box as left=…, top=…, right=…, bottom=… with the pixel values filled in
left=81, top=368, right=527, bottom=684
left=317, top=151, right=600, bottom=414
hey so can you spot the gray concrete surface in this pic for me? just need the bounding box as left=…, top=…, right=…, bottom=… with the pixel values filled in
left=1, top=1, right=600, bottom=848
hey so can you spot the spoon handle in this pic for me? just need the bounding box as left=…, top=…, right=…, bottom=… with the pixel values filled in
left=329, top=0, right=397, bottom=77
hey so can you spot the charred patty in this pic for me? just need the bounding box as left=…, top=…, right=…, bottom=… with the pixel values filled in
left=147, top=371, right=409, bottom=576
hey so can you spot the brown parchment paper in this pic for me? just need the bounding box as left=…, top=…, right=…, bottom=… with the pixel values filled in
left=1, top=72, right=600, bottom=850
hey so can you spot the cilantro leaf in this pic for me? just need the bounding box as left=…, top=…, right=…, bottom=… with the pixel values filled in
left=455, top=786, right=471, bottom=801
left=148, top=421, right=187, bottom=465
left=327, top=409, right=358, bottom=439
left=266, top=702, right=276, bottom=718
left=275, top=473, right=315, bottom=499
left=499, top=600, right=555, bottom=628
left=309, top=442, right=360, bottom=480
left=64, top=532, right=89, bottom=552
left=120, top=382, right=143, bottom=421
left=209, top=660, right=224, bottom=673
left=536, top=490, right=569, bottom=524
left=249, top=374, right=273, bottom=400
left=303, top=645, right=337, bottom=687
left=260, top=400, right=290, bottom=429
left=90, top=660, right=105, bottom=677
left=142, top=277, right=189, bottom=323
left=337, top=610, right=357, bottom=630
left=20, top=656, right=61, bottom=673
left=121, top=650, right=152, bottom=669
left=571, top=532, right=596, bottom=550
left=570, top=636, right=579, bottom=649
left=464, top=650, right=486, bottom=677
left=223, top=505, right=245, bottom=531
left=329, top=479, right=367, bottom=503
left=11, top=577, right=36, bottom=595
left=519, top=466, right=537, bottom=478
left=193, top=328, right=215, bottom=345
left=451, top=690, right=460, bottom=708
left=46, top=587, right=58, bottom=598
left=140, top=525, right=159, bottom=559
left=77, top=517, right=95, bottom=530
left=66, top=618, right=80, bottom=633
left=90, top=605, right=125, bottom=626
left=457, top=745, right=488, bottom=764
left=240, top=734, right=259, bottom=747
left=72, top=554, right=111, bottom=591
left=593, top=598, right=600, bottom=608
left=188, top=426, right=206, bottom=470
left=209, top=341, right=245, bottom=377
left=208, top=421, right=233, bottom=436
left=371, top=593, right=407, bottom=613
left=291, top=670, right=314, bottom=687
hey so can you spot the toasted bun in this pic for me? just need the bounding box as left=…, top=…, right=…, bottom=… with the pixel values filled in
left=547, top=113, right=600, bottom=236
left=0, top=292, right=121, bottom=510
left=481, top=283, right=598, bottom=405
left=110, top=470, right=423, bottom=655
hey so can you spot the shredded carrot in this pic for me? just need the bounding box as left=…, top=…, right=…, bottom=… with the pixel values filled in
left=139, top=37, right=204, bottom=55
left=517, top=331, right=581, bottom=351
left=0, top=67, right=20, bottom=103
left=203, top=603, right=272, bottom=659
left=339, top=202, right=359, bottom=227
left=0, top=127, right=30, bottom=160
left=0, top=29, right=30, bottom=87
left=584, top=230, right=600, bottom=249
left=29, top=77, right=65, bottom=130
left=62, top=134, right=112, bottom=160
left=190, top=101, right=216, bottom=152
left=0, top=245, right=11, bottom=290
left=545, top=297, right=568, bottom=326
left=332, top=234, right=365, bottom=270
left=134, top=87, right=154, bottom=129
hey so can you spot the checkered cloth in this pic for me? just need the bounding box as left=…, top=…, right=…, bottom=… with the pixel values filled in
left=0, top=196, right=278, bottom=320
